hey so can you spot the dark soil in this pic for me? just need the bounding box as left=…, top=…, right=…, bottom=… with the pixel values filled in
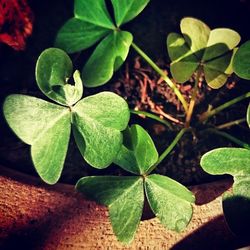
left=0, top=0, right=250, bottom=186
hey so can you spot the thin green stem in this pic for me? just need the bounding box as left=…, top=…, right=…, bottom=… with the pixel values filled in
left=130, top=109, right=173, bottom=129
left=147, top=128, right=189, bottom=174
left=216, top=118, right=246, bottom=130
left=131, top=42, right=188, bottom=113
left=199, top=92, right=250, bottom=122
left=205, top=128, right=250, bottom=150
left=185, top=68, right=202, bottom=127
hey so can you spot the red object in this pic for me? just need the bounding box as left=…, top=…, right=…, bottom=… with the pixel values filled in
left=0, top=0, right=33, bottom=50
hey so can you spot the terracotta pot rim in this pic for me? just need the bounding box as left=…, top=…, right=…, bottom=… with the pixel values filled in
left=0, top=163, right=242, bottom=250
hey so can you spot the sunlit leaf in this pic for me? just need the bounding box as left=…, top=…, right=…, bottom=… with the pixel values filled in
left=82, top=31, right=133, bottom=87
left=201, top=147, right=250, bottom=237
left=76, top=176, right=144, bottom=244
left=111, top=0, right=150, bottom=27
left=3, top=95, right=71, bottom=184
left=201, top=148, right=250, bottom=176
left=202, top=28, right=240, bottom=61
left=233, top=40, right=250, bottom=80
left=114, top=124, right=158, bottom=175
left=36, top=48, right=83, bottom=106
left=167, top=17, right=240, bottom=88
left=203, top=67, right=228, bottom=89
left=31, top=112, right=71, bottom=184
left=167, top=32, right=194, bottom=62
left=180, top=17, right=210, bottom=58
left=145, top=174, right=195, bottom=232
left=72, top=92, right=130, bottom=168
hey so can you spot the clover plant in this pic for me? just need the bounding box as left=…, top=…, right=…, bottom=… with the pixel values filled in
left=201, top=147, right=250, bottom=237
left=77, top=124, right=195, bottom=244
left=75, top=14, right=250, bottom=243
left=167, top=17, right=240, bottom=89
left=55, top=5, right=250, bottom=127
left=3, top=48, right=130, bottom=184
left=3, top=0, right=250, bottom=245
left=55, top=0, right=149, bottom=87
left=200, top=103, right=250, bottom=238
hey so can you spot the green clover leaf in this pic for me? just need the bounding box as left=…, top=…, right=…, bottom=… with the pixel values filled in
left=3, top=95, right=71, bottom=184
left=145, top=174, right=195, bottom=232
left=167, top=17, right=240, bottom=89
left=247, top=103, right=250, bottom=127
left=3, top=48, right=130, bottom=184
left=201, top=147, right=250, bottom=237
left=72, top=92, right=130, bottom=168
left=114, top=124, right=158, bottom=175
left=233, top=40, right=250, bottom=80
left=76, top=125, right=194, bottom=244
left=76, top=176, right=144, bottom=244
left=55, top=0, right=150, bottom=87
left=36, top=48, right=83, bottom=106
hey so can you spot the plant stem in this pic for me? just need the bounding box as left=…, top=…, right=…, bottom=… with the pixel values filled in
left=205, top=128, right=250, bottom=150
left=199, top=92, right=250, bottom=122
left=185, top=68, right=201, bottom=127
left=130, top=109, right=173, bottom=129
left=131, top=42, right=188, bottom=113
left=216, top=118, right=246, bottom=130
left=147, top=128, right=189, bottom=174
